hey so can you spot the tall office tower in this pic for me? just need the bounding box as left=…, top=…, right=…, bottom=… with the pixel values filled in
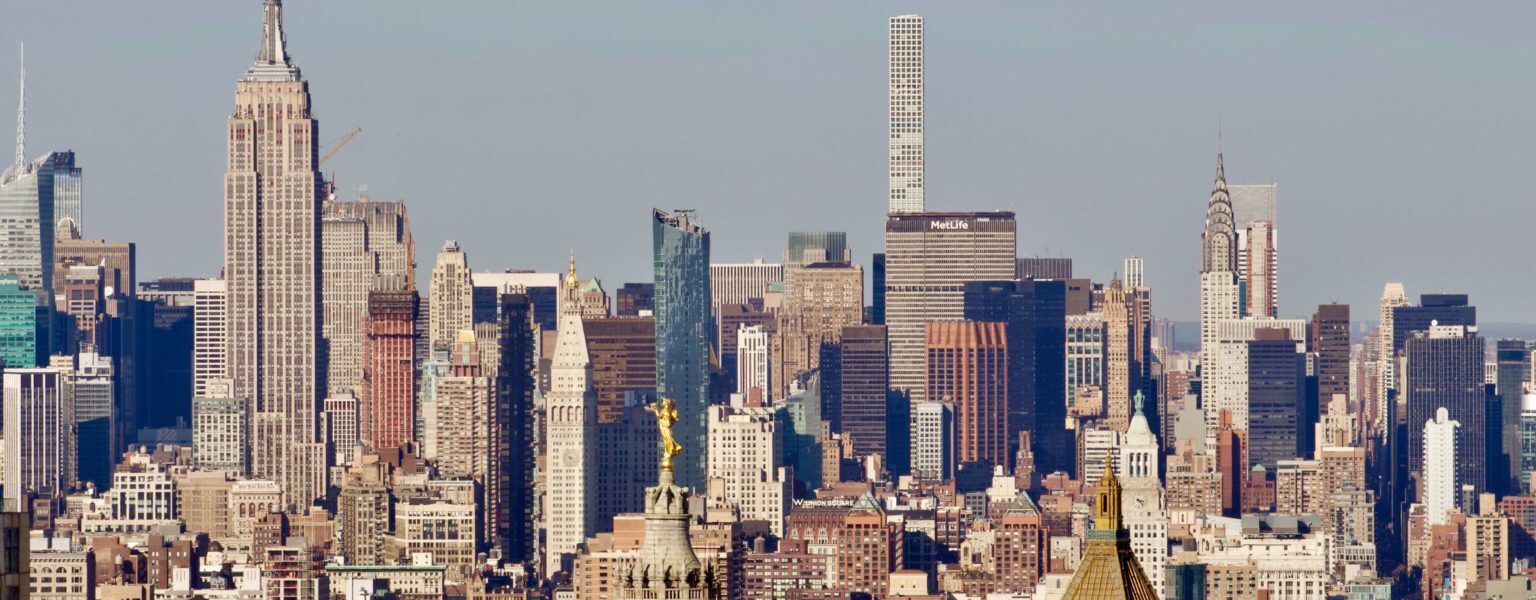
left=962, top=279, right=1068, bottom=473
left=224, top=0, right=326, bottom=511
left=885, top=212, right=1016, bottom=407
left=1392, top=294, right=1476, bottom=352
left=925, top=321, right=1008, bottom=469
left=138, top=281, right=194, bottom=430
left=1246, top=328, right=1304, bottom=473
left=193, top=378, right=247, bottom=473
left=615, top=283, right=655, bottom=317
left=1229, top=183, right=1278, bottom=317
left=1423, top=407, right=1459, bottom=525
left=1016, top=257, right=1072, bottom=280
left=718, top=303, right=771, bottom=384
left=1405, top=324, right=1486, bottom=500
left=888, top=14, right=924, bottom=213
left=492, top=290, right=536, bottom=561
left=3, top=367, right=73, bottom=505
left=54, top=263, right=102, bottom=352
left=0, top=137, right=66, bottom=304
left=192, top=279, right=228, bottom=398
left=1101, top=279, right=1139, bottom=432
left=653, top=209, right=711, bottom=490
left=322, top=390, right=358, bottom=466
left=1310, top=304, right=1350, bottom=415
left=912, top=400, right=954, bottom=480
left=429, top=240, right=474, bottom=351
left=1495, top=340, right=1531, bottom=494
left=544, top=266, right=598, bottom=575
left=774, top=261, right=863, bottom=403
left=1243, top=221, right=1277, bottom=318
left=320, top=198, right=414, bottom=395
left=707, top=405, right=791, bottom=536
left=584, top=316, right=657, bottom=425
left=1199, top=153, right=1241, bottom=357
left=360, top=289, right=417, bottom=451
left=70, top=352, right=114, bottom=490
left=0, top=276, right=35, bottom=367
left=839, top=325, right=888, bottom=461
left=1202, top=318, right=1306, bottom=433
left=784, top=232, right=852, bottom=270
left=735, top=324, right=769, bottom=400
left=1065, top=311, right=1105, bottom=407
left=1376, top=283, right=1408, bottom=412
left=1117, top=394, right=1166, bottom=596
left=1123, top=256, right=1144, bottom=290
left=709, top=259, right=782, bottom=317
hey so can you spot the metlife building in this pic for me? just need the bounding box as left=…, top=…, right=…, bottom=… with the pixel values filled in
left=884, top=212, right=1016, bottom=413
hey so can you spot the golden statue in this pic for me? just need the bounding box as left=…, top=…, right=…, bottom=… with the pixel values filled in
left=653, top=397, right=683, bottom=471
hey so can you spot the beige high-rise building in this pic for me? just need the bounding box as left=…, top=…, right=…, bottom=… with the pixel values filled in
left=772, top=261, right=862, bottom=399
left=706, top=405, right=791, bottom=536
left=1101, top=279, right=1138, bottom=432
left=429, top=240, right=474, bottom=352
left=429, top=333, right=492, bottom=483
left=224, top=0, right=327, bottom=510
left=321, top=198, right=414, bottom=395
left=1377, top=283, right=1407, bottom=421
left=193, top=278, right=228, bottom=399
left=545, top=261, right=599, bottom=575
left=888, top=15, right=924, bottom=213
left=1199, top=153, right=1241, bottom=358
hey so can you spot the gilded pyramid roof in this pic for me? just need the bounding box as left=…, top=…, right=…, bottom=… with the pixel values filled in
left=1059, top=457, right=1160, bottom=600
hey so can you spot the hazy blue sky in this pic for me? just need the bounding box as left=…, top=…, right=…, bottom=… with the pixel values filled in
left=3, top=2, right=1534, bottom=324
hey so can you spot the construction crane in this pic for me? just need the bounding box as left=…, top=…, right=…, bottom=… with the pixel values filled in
left=319, top=127, right=362, bottom=166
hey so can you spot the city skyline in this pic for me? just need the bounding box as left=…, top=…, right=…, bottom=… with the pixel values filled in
left=1, top=2, right=1532, bottom=323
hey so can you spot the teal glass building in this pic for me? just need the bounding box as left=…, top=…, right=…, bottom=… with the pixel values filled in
left=0, top=276, right=37, bottom=367
left=652, top=209, right=711, bottom=491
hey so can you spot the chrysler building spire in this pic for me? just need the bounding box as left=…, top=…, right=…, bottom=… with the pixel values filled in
left=1201, top=151, right=1237, bottom=275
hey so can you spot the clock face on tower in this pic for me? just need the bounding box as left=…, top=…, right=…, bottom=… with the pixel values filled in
left=561, top=449, right=578, bottom=468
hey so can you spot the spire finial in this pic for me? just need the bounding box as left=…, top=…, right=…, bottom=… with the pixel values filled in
left=564, top=250, right=579, bottom=288
left=14, top=42, right=24, bottom=171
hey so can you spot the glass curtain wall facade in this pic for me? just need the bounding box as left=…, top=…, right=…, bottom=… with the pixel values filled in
left=652, top=209, right=711, bottom=491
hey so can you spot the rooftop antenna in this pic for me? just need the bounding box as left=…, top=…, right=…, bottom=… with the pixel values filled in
left=13, top=42, right=24, bottom=171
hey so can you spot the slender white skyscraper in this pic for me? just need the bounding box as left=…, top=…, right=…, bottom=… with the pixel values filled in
left=1424, top=407, right=1459, bottom=525
left=1199, top=152, right=1241, bottom=357
left=736, top=323, right=770, bottom=402
left=888, top=15, right=924, bottom=213
left=192, top=279, right=228, bottom=399
left=1123, top=256, right=1144, bottom=290
left=543, top=260, right=597, bottom=575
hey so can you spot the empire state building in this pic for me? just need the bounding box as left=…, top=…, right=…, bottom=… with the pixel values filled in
left=224, top=0, right=326, bottom=510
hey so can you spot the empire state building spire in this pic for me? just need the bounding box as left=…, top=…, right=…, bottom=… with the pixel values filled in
left=244, top=0, right=301, bottom=82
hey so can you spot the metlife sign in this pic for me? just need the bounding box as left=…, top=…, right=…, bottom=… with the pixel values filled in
left=928, top=219, right=971, bottom=231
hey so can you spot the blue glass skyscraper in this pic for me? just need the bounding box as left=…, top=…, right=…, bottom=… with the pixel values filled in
left=652, top=209, right=711, bottom=490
